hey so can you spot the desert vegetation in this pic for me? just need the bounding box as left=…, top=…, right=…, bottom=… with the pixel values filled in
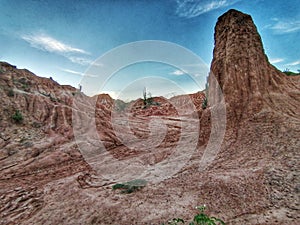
left=163, top=206, right=225, bottom=225
left=12, top=110, right=23, bottom=123
left=283, top=68, right=300, bottom=76
left=112, top=179, right=147, bottom=194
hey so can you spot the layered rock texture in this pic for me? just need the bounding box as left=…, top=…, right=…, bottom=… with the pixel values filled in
left=209, top=9, right=299, bottom=126
left=206, top=9, right=300, bottom=223
left=0, top=9, right=299, bottom=225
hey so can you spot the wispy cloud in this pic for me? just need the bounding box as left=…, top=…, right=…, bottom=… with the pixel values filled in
left=287, top=60, right=300, bottom=66
left=267, top=18, right=300, bottom=34
left=170, top=69, right=186, bottom=75
left=21, top=33, right=96, bottom=66
left=270, top=58, right=284, bottom=64
left=22, top=34, right=89, bottom=55
left=68, top=56, right=93, bottom=66
left=175, top=0, right=241, bottom=18
left=60, top=68, right=99, bottom=77
left=60, top=68, right=84, bottom=76
left=68, top=56, right=104, bottom=66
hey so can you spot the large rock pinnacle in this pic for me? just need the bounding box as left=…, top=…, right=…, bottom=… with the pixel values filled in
left=208, top=9, right=294, bottom=124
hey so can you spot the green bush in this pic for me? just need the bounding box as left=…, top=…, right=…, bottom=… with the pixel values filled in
left=22, top=83, right=30, bottom=91
left=283, top=71, right=300, bottom=76
left=7, top=89, right=14, bottom=97
left=12, top=110, right=23, bottom=123
left=142, top=88, right=157, bottom=108
left=283, top=69, right=300, bottom=76
left=112, top=179, right=147, bottom=194
left=189, top=205, right=225, bottom=225
left=163, top=205, right=225, bottom=225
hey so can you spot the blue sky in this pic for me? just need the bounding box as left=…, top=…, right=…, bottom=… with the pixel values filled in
left=0, top=0, right=299, bottom=100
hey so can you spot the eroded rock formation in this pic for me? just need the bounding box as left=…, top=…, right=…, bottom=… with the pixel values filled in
left=209, top=9, right=299, bottom=127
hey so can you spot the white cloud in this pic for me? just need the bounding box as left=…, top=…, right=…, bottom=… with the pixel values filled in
left=22, top=34, right=89, bottom=55
left=60, top=68, right=84, bottom=76
left=175, top=0, right=242, bottom=18
left=288, top=60, right=300, bottom=66
left=269, top=58, right=284, bottom=64
left=60, top=68, right=98, bottom=77
left=21, top=33, right=96, bottom=66
left=92, top=62, right=104, bottom=67
left=68, top=56, right=93, bottom=66
left=268, top=20, right=300, bottom=34
left=170, top=69, right=186, bottom=75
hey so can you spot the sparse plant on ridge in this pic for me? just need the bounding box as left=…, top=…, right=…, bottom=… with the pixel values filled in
left=283, top=68, right=300, bottom=76
left=7, top=89, right=14, bottom=97
left=189, top=205, right=225, bottom=225
left=12, top=110, right=23, bottom=123
left=143, top=87, right=147, bottom=105
left=202, top=96, right=208, bottom=109
left=162, top=205, right=225, bottom=225
left=142, top=87, right=155, bottom=107
left=112, top=179, right=147, bottom=194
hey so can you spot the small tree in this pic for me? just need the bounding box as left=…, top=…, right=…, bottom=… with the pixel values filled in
left=202, top=96, right=208, bottom=109
left=143, top=87, right=147, bottom=106
left=147, top=92, right=153, bottom=105
left=12, top=110, right=23, bottom=123
left=142, top=87, right=154, bottom=107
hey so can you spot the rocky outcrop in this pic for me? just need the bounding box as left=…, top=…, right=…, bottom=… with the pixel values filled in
left=204, top=9, right=300, bottom=224
left=208, top=9, right=299, bottom=128
left=0, top=62, right=76, bottom=136
left=0, top=63, right=91, bottom=177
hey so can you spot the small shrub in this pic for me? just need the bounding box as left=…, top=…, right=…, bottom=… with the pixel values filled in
left=142, top=88, right=157, bottom=107
left=163, top=205, right=225, bottom=225
left=283, top=71, right=300, bottom=76
left=283, top=68, right=300, bottom=76
left=22, top=83, right=30, bottom=91
left=147, top=96, right=153, bottom=105
left=7, top=89, right=14, bottom=97
left=112, top=179, right=147, bottom=194
left=12, top=110, right=23, bottom=123
left=190, top=205, right=225, bottom=225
